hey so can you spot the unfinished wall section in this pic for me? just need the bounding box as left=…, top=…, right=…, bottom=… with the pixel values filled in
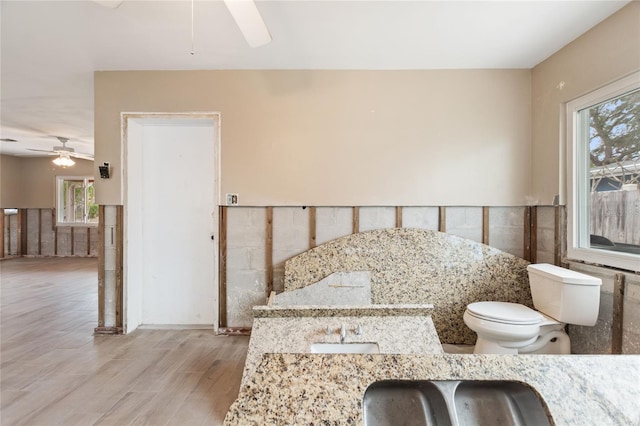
left=1, top=208, right=98, bottom=259
left=445, top=207, right=483, bottom=243
left=568, top=262, right=640, bottom=355
left=402, top=207, right=439, bottom=231
left=222, top=204, right=543, bottom=328
left=315, top=207, right=353, bottom=245
left=359, top=207, right=396, bottom=232
left=225, top=207, right=269, bottom=327
left=489, top=207, right=525, bottom=258
left=536, top=206, right=556, bottom=264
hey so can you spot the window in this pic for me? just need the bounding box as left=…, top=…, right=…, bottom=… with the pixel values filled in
left=55, top=176, right=98, bottom=226
left=567, top=72, right=639, bottom=272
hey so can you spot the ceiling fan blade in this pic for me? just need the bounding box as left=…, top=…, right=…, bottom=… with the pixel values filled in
left=26, top=148, right=55, bottom=153
left=92, top=0, right=124, bottom=9
left=224, top=0, right=272, bottom=48
left=69, top=152, right=95, bottom=161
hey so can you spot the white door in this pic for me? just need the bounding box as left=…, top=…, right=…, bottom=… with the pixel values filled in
left=125, top=116, right=218, bottom=332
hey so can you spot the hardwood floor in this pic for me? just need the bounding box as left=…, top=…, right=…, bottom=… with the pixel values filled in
left=1, top=257, right=249, bottom=426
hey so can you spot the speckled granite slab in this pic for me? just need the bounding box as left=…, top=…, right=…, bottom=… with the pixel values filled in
left=241, top=313, right=442, bottom=387
left=226, top=353, right=640, bottom=425
left=272, top=271, right=371, bottom=306
left=253, top=304, right=434, bottom=318
left=283, top=228, right=532, bottom=344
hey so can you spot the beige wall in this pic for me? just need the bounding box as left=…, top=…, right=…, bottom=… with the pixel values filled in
left=95, top=69, right=532, bottom=206
left=0, top=155, right=95, bottom=208
left=531, top=2, right=640, bottom=205
left=0, top=155, right=23, bottom=207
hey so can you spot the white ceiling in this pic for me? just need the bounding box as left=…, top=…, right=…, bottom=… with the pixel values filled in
left=0, top=0, right=630, bottom=158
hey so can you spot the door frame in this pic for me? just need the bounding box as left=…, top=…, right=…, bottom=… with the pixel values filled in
left=121, top=112, right=221, bottom=333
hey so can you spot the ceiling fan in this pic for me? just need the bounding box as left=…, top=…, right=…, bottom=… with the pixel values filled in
left=93, top=0, right=272, bottom=48
left=27, top=136, right=94, bottom=167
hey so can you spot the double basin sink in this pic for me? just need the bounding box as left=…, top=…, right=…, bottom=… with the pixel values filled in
left=363, top=380, right=552, bottom=426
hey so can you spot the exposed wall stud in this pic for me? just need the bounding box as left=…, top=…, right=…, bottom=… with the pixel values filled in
left=352, top=207, right=360, bottom=234
left=438, top=206, right=446, bottom=233
left=71, top=226, right=75, bottom=256
left=612, top=273, right=625, bottom=354
left=87, top=227, right=91, bottom=256
left=54, top=224, right=58, bottom=256
left=0, top=209, right=4, bottom=258
left=530, top=206, right=537, bottom=263
left=115, top=206, right=123, bottom=330
left=38, top=209, right=42, bottom=255
left=97, top=205, right=105, bottom=328
left=266, top=207, right=274, bottom=296
left=482, top=206, right=490, bottom=245
left=554, top=206, right=563, bottom=266
left=218, top=206, right=228, bottom=329
left=19, top=209, right=27, bottom=256
left=309, top=206, right=317, bottom=248
left=524, top=207, right=532, bottom=261
left=395, top=206, right=403, bottom=228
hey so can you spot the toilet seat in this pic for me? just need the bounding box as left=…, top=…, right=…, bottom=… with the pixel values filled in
left=466, top=301, right=543, bottom=325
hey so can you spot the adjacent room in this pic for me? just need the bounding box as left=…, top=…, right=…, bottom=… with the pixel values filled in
left=1, top=1, right=639, bottom=425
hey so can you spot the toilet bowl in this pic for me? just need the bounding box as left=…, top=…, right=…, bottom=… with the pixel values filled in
left=464, top=301, right=568, bottom=354
left=464, top=263, right=601, bottom=355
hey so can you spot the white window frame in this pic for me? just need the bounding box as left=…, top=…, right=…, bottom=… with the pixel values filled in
left=55, top=176, right=98, bottom=227
left=566, top=71, right=640, bottom=273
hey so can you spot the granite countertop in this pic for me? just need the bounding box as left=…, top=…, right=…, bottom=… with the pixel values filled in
left=241, top=304, right=442, bottom=387
left=226, top=353, right=640, bottom=425
left=226, top=304, right=640, bottom=425
left=253, top=303, right=435, bottom=318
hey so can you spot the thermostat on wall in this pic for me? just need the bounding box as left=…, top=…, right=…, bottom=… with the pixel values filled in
left=99, top=162, right=111, bottom=179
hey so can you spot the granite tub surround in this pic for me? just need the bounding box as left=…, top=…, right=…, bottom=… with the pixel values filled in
left=284, top=228, right=532, bottom=344
left=272, top=271, right=371, bottom=306
left=241, top=312, right=442, bottom=387
left=225, top=353, right=640, bottom=425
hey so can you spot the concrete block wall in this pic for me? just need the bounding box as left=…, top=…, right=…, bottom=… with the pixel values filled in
left=446, top=207, right=483, bottom=242
left=273, top=208, right=310, bottom=293
left=2, top=208, right=98, bottom=258
left=316, top=207, right=353, bottom=245
left=536, top=206, right=556, bottom=264
left=568, top=262, right=640, bottom=354
left=489, top=207, right=525, bottom=258
left=226, top=208, right=269, bottom=326
left=359, top=207, right=396, bottom=232
left=3, top=212, right=19, bottom=256
left=401, top=207, right=439, bottom=230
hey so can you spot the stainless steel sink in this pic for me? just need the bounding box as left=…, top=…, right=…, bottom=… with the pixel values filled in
left=363, top=380, right=552, bottom=426
left=363, top=381, right=451, bottom=426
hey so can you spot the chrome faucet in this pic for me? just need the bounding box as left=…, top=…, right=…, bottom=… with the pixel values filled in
left=340, top=323, right=347, bottom=344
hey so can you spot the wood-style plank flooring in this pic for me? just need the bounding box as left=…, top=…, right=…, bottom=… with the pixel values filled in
left=1, top=257, right=249, bottom=426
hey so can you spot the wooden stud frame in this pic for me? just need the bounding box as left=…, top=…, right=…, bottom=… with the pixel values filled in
left=612, top=273, right=625, bottom=354
left=218, top=206, right=228, bottom=329
left=0, top=209, right=4, bottom=258
left=266, top=207, right=274, bottom=296
left=97, top=205, right=105, bottom=329
left=482, top=207, right=490, bottom=245
left=524, top=207, right=532, bottom=261
left=352, top=207, right=360, bottom=234
left=395, top=206, right=403, bottom=228
left=438, top=207, right=446, bottom=233
left=309, top=207, right=317, bottom=248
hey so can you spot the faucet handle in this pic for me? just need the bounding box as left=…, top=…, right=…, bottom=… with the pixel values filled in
left=355, top=325, right=363, bottom=336
left=325, top=325, right=332, bottom=335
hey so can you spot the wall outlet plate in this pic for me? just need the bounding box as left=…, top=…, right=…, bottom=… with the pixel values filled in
left=226, top=193, right=238, bottom=205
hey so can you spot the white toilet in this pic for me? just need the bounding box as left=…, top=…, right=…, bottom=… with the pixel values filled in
left=463, top=263, right=602, bottom=355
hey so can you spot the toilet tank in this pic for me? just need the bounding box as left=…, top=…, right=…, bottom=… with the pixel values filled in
left=527, top=263, right=602, bottom=326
